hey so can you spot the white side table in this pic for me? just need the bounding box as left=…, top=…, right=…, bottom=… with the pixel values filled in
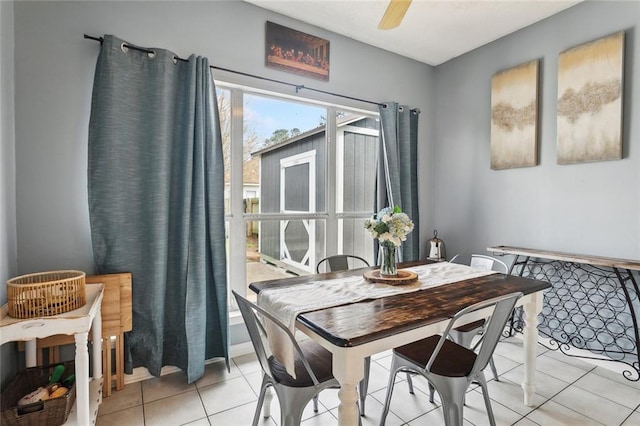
left=1, top=283, right=104, bottom=425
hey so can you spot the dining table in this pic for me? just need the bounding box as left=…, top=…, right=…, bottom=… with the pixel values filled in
left=250, top=260, right=551, bottom=426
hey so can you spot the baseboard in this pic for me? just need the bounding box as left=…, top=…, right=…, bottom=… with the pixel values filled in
left=123, top=341, right=255, bottom=385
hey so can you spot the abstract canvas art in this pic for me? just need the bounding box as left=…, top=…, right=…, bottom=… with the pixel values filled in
left=557, top=32, right=624, bottom=164
left=490, top=60, right=539, bottom=170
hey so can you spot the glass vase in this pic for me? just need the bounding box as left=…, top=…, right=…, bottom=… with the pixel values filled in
left=380, top=244, right=398, bottom=277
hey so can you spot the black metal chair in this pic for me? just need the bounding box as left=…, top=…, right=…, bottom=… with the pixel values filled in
left=233, top=290, right=345, bottom=426
left=380, top=292, right=523, bottom=426
left=314, top=254, right=371, bottom=416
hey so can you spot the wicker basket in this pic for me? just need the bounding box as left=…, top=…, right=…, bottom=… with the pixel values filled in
left=0, top=361, right=76, bottom=426
left=7, top=270, right=86, bottom=319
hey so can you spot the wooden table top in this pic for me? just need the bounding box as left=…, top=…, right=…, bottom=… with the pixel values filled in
left=250, top=261, right=550, bottom=348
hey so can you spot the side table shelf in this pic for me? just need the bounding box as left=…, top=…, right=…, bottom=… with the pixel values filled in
left=0, top=284, right=105, bottom=425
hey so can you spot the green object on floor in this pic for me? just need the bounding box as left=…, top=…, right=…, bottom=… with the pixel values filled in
left=49, top=364, right=65, bottom=384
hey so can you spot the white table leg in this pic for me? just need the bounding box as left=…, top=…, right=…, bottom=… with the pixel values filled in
left=25, top=339, right=37, bottom=367
left=522, top=291, right=543, bottom=406
left=92, top=307, right=103, bottom=381
left=333, top=348, right=364, bottom=426
left=75, top=332, right=90, bottom=426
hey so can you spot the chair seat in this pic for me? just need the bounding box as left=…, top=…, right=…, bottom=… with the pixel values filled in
left=454, top=318, right=486, bottom=333
left=269, top=339, right=334, bottom=387
left=394, top=335, right=477, bottom=377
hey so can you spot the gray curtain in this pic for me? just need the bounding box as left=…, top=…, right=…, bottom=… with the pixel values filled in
left=375, top=102, right=420, bottom=261
left=88, top=35, right=228, bottom=383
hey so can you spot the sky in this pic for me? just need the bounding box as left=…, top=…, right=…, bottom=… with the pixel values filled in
left=243, top=93, right=326, bottom=143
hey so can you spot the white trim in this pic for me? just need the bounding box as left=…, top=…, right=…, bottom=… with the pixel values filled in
left=124, top=342, right=256, bottom=385
left=336, top=125, right=345, bottom=254
left=228, top=88, right=247, bottom=301
left=324, top=107, right=339, bottom=258
left=341, top=125, right=380, bottom=137
left=215, top=81, right=377, bottom=116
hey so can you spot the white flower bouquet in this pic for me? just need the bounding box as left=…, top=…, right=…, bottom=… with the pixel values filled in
left=364, top=206, right=414, bottom=247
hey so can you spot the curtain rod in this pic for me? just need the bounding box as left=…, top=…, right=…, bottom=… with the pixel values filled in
left=83, top=34, right=388, bottom=108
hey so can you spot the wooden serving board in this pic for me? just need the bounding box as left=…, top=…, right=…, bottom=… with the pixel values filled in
left=363, top=269, right=418, bottom=285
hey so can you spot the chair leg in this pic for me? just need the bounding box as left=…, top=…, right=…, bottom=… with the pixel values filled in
left=406, top=371, right=415, bottom=394
left=253, top=376, right=270, bottom=426
left=427, top=375, right=469, bottom=426
left=489, top=356, right=499, bottom=381
left=263, top=387, right=273, bottom=419
left=116, top=333, right=125, bottom=390
left=441, top=398, right=465, bottom=426
left=380, top=358, right=401, bottom=426
left=313, top=395, right=319, bottom=413
left=476, top=373, right=496, bottom=426
left=359, top=356, right=371, bottom=416
left=428, top=382, right=435, bottom=403
left=277, top=385, right=322, bottom=426
left=102, top=336, right=112, bottom=397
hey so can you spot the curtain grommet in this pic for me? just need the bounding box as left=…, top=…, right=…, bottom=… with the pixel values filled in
left=120, top=43, right=129, bottom=53
left=147, top=50, right=156, bottom=59
left=172, top=56, right=178, bottom=64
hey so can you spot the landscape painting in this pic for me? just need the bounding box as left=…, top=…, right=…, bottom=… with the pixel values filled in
left=557, top=32, right=624, bottom=164
left=490, top=60, right=539, bottom=170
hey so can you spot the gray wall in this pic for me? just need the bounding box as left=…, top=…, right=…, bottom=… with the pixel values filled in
left=12, top=0, right=435, bottom=277
left=432, top=1, right=640, bottom=263
left=1, top=0, right=19, bottom=388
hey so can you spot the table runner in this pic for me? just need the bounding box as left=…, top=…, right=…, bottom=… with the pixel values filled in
left=257, top=262, right=496, bottom=377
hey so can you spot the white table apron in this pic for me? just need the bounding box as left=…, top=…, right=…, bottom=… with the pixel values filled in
left=1, top=284, right=104, bottom=426
left=295, top=289, right=544, bottom=426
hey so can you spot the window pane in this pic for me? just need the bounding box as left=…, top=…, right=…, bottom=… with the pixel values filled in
left=240, top=95, right=328, bottom=296
left=243, top=94, right=326, bottom=214
left=339, top=219, right=375, bottom=266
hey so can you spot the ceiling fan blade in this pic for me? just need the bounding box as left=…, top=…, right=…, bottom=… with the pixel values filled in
left=378, top=0, right=413, bottom=30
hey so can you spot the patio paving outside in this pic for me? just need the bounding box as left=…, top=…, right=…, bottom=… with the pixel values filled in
left=245, top=261, right=297, bottom=301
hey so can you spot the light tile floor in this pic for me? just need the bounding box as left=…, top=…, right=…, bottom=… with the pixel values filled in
left=97, top=337, right=640, bottom=425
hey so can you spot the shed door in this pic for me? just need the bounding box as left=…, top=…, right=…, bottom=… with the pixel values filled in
left=280, top=151, right=316, bottom=272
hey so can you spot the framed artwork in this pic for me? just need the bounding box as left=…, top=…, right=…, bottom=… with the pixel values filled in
left=557, top=31, right=624, bottom=164
left=266, top=21, right=330, bottom=81
left=490, top=60, right=539, bottom=170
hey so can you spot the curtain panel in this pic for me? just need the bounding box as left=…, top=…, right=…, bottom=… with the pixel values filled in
left=376, top=102, right=420, bottom=261
left=88, top=35, right=228, bottom=383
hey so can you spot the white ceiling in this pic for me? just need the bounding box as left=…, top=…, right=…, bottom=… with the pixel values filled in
left=245, top=0, right=581, bottom=65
